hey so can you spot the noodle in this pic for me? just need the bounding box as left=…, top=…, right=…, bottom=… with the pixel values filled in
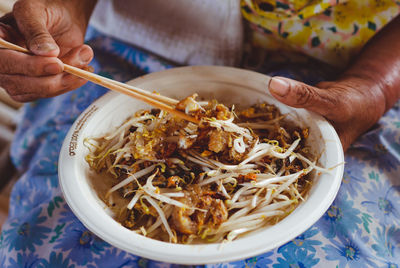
left=85, top=94, right=323, bottom=243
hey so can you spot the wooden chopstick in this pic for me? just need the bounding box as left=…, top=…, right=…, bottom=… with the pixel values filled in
left=0, top=39, right=177, bottom=105
left=101, top=76, right=178, bottom=106
left=63, top=65, right=198, bottom=123
left=0, top=38, right=197, bottom=124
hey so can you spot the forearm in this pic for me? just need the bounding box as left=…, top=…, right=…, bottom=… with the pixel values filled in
left=341, top=15, right=400, bottom=115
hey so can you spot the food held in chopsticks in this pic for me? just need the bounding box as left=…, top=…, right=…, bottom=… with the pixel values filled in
left=84, top=94, right=328, bottom=244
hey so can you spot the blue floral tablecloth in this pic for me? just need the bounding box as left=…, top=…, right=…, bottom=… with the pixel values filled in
left=0, top=26, right=399, bottom=268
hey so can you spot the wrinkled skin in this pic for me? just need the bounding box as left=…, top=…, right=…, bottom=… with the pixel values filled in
left=269, top=76, right=385, bottom=151
left=0, top=0, right=96, bottom=102
left=1, top=0, right=400, bottom=151
left=268, top=16, right=400, bottom=151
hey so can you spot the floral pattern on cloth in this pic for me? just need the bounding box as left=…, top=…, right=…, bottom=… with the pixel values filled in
left=0, top=26, right=400, bottom=267
left=241, top=0, right=400, bottom=68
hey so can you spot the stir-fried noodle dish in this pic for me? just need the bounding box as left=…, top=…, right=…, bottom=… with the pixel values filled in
left=85, top=94, right=326, bottom=244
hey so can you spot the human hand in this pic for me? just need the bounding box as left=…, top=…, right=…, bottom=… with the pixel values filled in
left=0, top=0, right=97, bottom=102
left=268, top=76, right=386, bottom=151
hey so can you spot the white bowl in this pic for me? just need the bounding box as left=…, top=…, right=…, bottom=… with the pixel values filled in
left=59, top=66, right=344, bottom=265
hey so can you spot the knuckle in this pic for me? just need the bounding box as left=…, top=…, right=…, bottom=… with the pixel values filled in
left=0, top=52, right=43, bottom=76
left=41, top=81, right=56, bottom=95
left=0, top=58, right=13, bottom=74
left=13, top=0, right=30, bottom=15
left=26, top=62, right=40, bottom=76
left=12, top=1, right=23, bottom=12
left=0, top=75, right=17, bottom=94
left=41, top=75, right=64, bottom=97
left=294, top=83, right=316, bottom=106
left=29, top=30, right=49, bottom=43
left=27, top=58, right=46, bottom=76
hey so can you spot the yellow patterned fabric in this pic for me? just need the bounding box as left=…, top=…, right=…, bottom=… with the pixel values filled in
left=241, top=0, right=400, bottom=68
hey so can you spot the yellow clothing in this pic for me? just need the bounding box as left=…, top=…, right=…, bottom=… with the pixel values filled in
left=241, top=0, right=400, bottom=68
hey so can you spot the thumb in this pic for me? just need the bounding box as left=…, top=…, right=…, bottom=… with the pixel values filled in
left=13, top=1, right=59, bottom=56
left=268, top=76, right=336, bottom=116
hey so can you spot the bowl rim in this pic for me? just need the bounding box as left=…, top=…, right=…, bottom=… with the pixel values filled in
left=59, top=66, right=344, bottom=265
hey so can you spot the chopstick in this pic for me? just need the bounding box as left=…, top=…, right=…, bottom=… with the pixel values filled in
left=0, top=38, right=198, bottom=124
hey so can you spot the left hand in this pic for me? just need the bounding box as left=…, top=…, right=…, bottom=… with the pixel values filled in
left=268, top=76, right=386, bottom=151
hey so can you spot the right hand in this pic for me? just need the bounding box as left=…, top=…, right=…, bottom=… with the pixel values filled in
left=0, top=0, right=96, bottom=102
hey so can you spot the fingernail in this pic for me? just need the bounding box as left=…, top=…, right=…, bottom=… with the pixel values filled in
left=79, top=46, right=92, bottom=63
left=269, top=77, right=290, bottom=97
left=44, top=63, right=62, bottom=75
left=35, top=42, right=58, bottom=53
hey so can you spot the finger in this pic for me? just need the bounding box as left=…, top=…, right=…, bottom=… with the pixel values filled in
left=60, top=45, right=94, bottom=68
left=0, top=49, right=63, bottom=76
left=0, top=24, right=26, bottom=48
left=338, top=131, right=351, bottom=152
left=0, top=13, right=17, bottom=26
left=0, top=14, right=26, bottom=46
left=0, top=22, right=16, bottom=41
left=0, top=23, right=11, bottom=39
left=268, top=76, right=339, bottom=117
left=0, top=73, right=87, bottom=102
left=13, top=0, right=59, bottom=56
